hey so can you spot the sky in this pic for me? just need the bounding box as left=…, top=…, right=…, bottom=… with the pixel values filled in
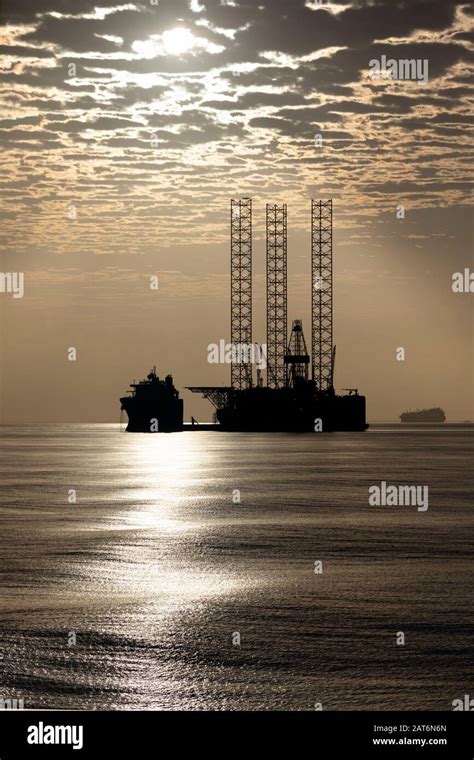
left=0, top=0, right=473, bottom=423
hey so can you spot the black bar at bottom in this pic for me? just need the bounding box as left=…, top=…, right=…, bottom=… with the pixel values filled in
left=0, top=710, right=472, bottom=758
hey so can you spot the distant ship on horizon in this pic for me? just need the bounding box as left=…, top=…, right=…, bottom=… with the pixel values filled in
left=400, top=407, right=446, bottom=423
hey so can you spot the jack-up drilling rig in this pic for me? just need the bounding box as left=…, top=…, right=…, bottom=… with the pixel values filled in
left=188, top=199, right=368, bottom=432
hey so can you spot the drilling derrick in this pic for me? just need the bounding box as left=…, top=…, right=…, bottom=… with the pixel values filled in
left=266, top=204, right=288, bottom=389
left=230, top=198, right=252, bottom=390
left=284, top=320, right=310, bottom=388
left=311, top=199, right=333, bottom=391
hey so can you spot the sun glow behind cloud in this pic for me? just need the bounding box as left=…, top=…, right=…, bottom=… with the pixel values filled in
left=131, top=28, right=225, bottom=59
left=162, top=28, right=196, bottom=56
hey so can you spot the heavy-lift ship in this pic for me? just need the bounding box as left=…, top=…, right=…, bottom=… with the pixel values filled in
left=120, top=369, right=183, bottom=432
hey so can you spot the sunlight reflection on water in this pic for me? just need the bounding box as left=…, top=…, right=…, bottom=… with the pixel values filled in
left=0, top=424, right=472, bottom=710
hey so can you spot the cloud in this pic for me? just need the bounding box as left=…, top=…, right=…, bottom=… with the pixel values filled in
left=0, top=0, right=472, bottom=257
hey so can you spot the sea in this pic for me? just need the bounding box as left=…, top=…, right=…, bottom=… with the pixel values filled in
left=0, top=424, right=472, bottom=711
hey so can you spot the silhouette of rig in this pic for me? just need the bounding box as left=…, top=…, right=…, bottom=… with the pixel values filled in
left=187, top=199, right=368, bottom=432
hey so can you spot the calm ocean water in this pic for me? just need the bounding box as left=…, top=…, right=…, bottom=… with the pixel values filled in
left=0, top=424, right=472, bottom=711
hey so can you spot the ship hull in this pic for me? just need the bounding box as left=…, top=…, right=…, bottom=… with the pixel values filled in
left=120, top=396, right=183, bottom=432
left=400, top=408, right=445, bottom=423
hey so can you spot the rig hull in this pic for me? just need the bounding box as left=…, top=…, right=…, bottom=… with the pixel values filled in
left=190, top=386, right=368, bottom=432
